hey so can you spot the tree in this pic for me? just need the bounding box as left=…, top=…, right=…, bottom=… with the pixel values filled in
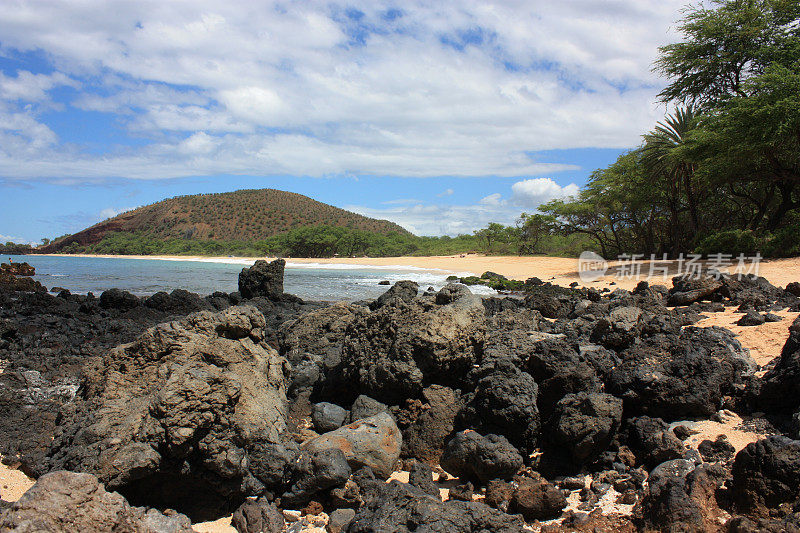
left=642, top=107, right=701, bottom=251
left=655, top=0, right=800, bottom=108
left=473, top=223, right=512, bottom=253
left=517, top=213, right=557, bottom=254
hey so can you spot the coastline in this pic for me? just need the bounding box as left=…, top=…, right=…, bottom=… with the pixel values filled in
left=2, top=254, right=799, bottom=531
left=33, top=253, right=800, bottom=291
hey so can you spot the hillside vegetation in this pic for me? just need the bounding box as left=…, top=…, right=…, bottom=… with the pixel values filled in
left=41, top=189, right=409, bottom=253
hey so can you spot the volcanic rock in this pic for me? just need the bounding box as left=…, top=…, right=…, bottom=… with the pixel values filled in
left=282, top=449, right=352, bottom=506
left=636, top=459, right=727, bottom=531
left=757, top=317, right=800, bottom=411
left=697, top=435, right=736, bottom=463
left=348, top=480, right=526, bottom=533
left=408, top=460, right=439, bottom=498
left=0, top=262, right=34, bottom=276
left=302, top=412, right=401, bottom=479
left=312, top=402, right=349, bottom=433
left=541, top=392, right=623, bottom=475
left=608, top=326, right=755, bottom=419
left=400, top=385, right=462, bottom=465
left=440, top=431, right=523, bottom=483
left=730, top=436, right=800, bottom=517
left=99, top=288, right=140, bottom=310
left=510, top=473, right=567, bottom=521
left=667, top=275, right=723, bottom=306
left=46, top=305, right=289, bottom=520
left=238, top=259, right=285, bottom=300
left=369, top=280, right=418, bottom=310
left=737, top=310, right=766, bottom=326
left=0, top=470, right=193, bottom=532
left=232, top=497, right=284, bottom=533
left=348, top=395, right=389, bottom=423
left=625, top=416, right=685, bottom=469
left=456, top=360, right=539, bottom=452
left=341, top=286, right=484, bottom=404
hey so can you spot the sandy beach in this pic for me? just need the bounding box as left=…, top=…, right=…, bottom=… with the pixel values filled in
left=43, top=253, right=800, bottom=292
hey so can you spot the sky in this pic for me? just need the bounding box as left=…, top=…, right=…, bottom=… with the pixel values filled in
left=0, top=0, right=688, bottom=243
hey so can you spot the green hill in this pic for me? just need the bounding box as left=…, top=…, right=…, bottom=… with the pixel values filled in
left=41, top=189, right=410, bottom=254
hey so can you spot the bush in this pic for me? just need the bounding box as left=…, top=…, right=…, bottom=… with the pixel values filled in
left=695, top=230, right=765, bottom=256
left=764, top=216, right=800, bottom=258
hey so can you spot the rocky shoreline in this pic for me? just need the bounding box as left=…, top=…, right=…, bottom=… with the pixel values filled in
left=2, top=258, right=800, bottom=532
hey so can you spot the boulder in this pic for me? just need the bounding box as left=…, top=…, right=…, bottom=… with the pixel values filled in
left=636, top=459, right=727, bottom=532
left=144, top=289, right=212, bottom=315
left=608, top=326, right=755, bottom=419
left=722, top=274, right=794, bottom=311
left=231, top=497, right=284, bottom=533
left=757, top=317, right=800, bottom=411
left=99, top=288, right=140, bottom=310
left=238, top=259, right=285, bottom=300
left=246, top=439, right=298, bottom=493
left=456, top=360, right=540, bottom=452
left=0, top=470, right=193, bottom=532
left=348, top=395, right=389, bottom=423
left=327, top=508, right=356, bottom=533
left=0, top=262, right=35, bottom=276
left=369, top=280, right=418, bottom=310
left=440, top=431, right=523, bottom=483
left=729, top=513, right=800, bottom=532
left=400, top=385, right=462, bottom=465
left=302, top=412, right=402, bottom=479
left=281, top=449, right=352, bottom=506
left=341, top=287, right=485, bottom=404
left=625, top=416, right=685, bottom=469
left=590, top=306, right=643, bottom=349
left=698, top=435, right=736, bottom=463
left=541, top=392, right=623, bottom=474
left=46, top=306, right=289, bottom=520
left=730, top=436, right=800, bottom=517
left=348, top=481, right=526, bottom=533
left=434, top=283, right=472, bottom=305
left=737, top=310, right=766, bottom=326
left=0, top=271, right=46, bottom=293
left=787, top=282, right=800, bottom=297
left=312, top=402, right=349, bottom=433
left=279, top=303, right=367, bottom=365
left=485, top=479, right=515, bottom=512
left=524, top=283, right=578, bottom=319
left=510, top=473, right=567, bottom=521
left=408, top=460, right=439, bottom=498
left=525, top=338, right=603, bottom=420
left=667, top=275, right=723, bottom=306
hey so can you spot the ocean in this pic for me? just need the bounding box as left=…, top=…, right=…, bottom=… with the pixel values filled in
left=3, top=254, right=495, bottom=302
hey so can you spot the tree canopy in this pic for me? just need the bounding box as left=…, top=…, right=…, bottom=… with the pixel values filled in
left=543, top=0, right=800, bottom=258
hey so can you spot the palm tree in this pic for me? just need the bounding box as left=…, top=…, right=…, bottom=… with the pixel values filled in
left=642, top=107, right=699, bottom=254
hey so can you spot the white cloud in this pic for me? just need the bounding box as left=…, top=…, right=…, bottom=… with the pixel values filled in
left=348, top=176, right=582, bottom=235
left=98, top=206, right=138, bottom=220
left=438, top=188, right=454, bottom=197
left=479, top=193, right=503, bottom=206
left=0, top=0, right=685, bottom=182
left=511, top=178, right=580, bottom=207
left=0, top=233, right=38, bottom=245
left=0, top=71, right=78, bottom=102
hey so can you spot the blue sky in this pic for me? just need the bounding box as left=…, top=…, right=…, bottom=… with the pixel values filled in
left=0, top=1, right=685, bottom=242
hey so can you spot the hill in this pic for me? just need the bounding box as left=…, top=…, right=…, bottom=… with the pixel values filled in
left=41, top=189, right=410, bottom=253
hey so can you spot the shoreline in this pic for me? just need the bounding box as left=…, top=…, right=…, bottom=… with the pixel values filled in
left=2, top=254, right=799, bottom=531
left=28, top=253, right=800, bottom=292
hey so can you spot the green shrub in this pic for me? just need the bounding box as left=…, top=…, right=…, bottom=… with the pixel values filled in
left=695, top=230, right=765, bottom=256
